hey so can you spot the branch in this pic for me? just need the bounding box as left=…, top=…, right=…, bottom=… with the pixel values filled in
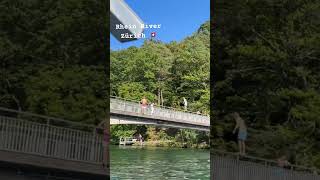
left=251, top=28, right=279, bottom=53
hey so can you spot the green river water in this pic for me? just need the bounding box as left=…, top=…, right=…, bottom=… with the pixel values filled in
left=110, top=145, right=210, bottom=180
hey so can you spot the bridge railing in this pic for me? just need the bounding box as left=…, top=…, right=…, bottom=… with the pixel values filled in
left=211, top=150, right=320, bottom=180
left=0, top=107, right=104, bottom=164
left=111, top=96, right=207, bottom=115
left=110, top=97, right=210, bottom=125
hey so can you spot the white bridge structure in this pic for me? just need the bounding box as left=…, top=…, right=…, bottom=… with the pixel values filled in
left=110, top=0, right=144, bottom=42
left=0, top=107, right=108, bottom=179
left=211, top=150, right=320, bottom=180
left=1, top=106, right=319, bottom=179
left=110, top=97, right=210, bottom=131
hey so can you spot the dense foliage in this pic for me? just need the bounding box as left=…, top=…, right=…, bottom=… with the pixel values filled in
left=110, top=124, right=209, bottom=149
left=0, top=0, right=108, bottom=125
left=212, top=0, right=320, bottom=168
left=0, top=0, right=210, bottom=148
left=111, top=21, right=210, bottom=148
left=111, top=22, right=210, bottom=113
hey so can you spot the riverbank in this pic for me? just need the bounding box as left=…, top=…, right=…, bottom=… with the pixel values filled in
left=141, top=140, right=209, bottom=149
left=111, top=140, right=209, bottom=149
left=111, top=125, right=210, bottom=149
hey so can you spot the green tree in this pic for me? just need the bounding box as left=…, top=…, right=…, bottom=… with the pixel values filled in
left=213, top=0, right=320, bottom=168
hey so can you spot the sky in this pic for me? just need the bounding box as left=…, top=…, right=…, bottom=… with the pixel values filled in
left=110, top=0, right=210, bottom=50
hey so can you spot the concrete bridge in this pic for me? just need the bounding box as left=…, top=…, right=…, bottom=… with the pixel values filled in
left=110, top=97, right=210, bottom=131
left=211, top=150, right=320, bottom=180
left=0, top=107, right=108, bottom=180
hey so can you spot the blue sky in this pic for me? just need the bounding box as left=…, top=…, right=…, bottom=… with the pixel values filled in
left=110, top=0, right=210, bottom=50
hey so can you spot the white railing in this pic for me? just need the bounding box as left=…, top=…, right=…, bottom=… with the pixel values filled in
left=211, top=150, right=320, bottom=180
left=110, top=97, right=210, bottom=126
left=0, top=108, right=104, bottom=163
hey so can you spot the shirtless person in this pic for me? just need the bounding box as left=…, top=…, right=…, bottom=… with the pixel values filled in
left=276, top=155, right=290, bottom=178
left=277, top=155, right=290, bottom=168
left=232, top=112, right=247, bottom=155
left=141, top=96, right=148, bottom=114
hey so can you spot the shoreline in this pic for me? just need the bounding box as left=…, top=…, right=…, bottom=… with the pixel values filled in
left=111, top=140, right=209, bottom=149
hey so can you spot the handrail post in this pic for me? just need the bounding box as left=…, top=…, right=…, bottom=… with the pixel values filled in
left=236, top=154, right=240, bottom=180
left=90, top=129, right=96, bottom=161
left=44, top=118, right=50, bottom=155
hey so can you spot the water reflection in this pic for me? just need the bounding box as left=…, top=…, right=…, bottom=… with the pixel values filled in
left=110, top=146, right=210, bottom=180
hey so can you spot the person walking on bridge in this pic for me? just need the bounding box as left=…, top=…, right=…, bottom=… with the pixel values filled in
left=232, top=112, right=247, bottom=155
left=141, top=96, right=148, bottom=114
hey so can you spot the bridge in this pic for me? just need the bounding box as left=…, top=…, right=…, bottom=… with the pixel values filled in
left=211, top=150, right=320, bottom=180
left=110, top=0, right=144, bottom=42
left=110, top=96, right=210, bottom=131
left=0, top=107, right=108, bottom=180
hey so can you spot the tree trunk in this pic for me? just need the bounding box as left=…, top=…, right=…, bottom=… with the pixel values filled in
left=158, top=88, right=161, bottom=105
left=12, top=95, right=22, bottom=119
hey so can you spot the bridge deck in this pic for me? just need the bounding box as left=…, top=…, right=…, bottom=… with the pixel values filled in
left=211, top=150, right=320, bottom=180
left=0, top=150, right=108, bottom=178
left=0, top=108, right=108, bottom=178
left=110, top=97, right=210, bottom=131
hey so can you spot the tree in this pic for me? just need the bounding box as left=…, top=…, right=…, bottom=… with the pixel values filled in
left=213, top=0, right=320, bottom=168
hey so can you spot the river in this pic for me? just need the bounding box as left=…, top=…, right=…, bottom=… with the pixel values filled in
left=110, top=145, right=210, bottom=180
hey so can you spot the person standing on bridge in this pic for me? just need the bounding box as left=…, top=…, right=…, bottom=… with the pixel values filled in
left=141, top=96, right=148, bottom=114
left=312, top=167, right=318, bottom=175
left=276, top=155, right=291, bottom=178
left=150, top=102, right=155, bottom=115
left=232, top=112, right=247, bottom=155
left=183, top=97, right=188, bottom=111
left=277, top=155, right=290, bottom=167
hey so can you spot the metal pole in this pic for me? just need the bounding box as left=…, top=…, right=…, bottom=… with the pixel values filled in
left=90, top=129, right=96, bottom=161
left=44, top=118, right=50, bottom=155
